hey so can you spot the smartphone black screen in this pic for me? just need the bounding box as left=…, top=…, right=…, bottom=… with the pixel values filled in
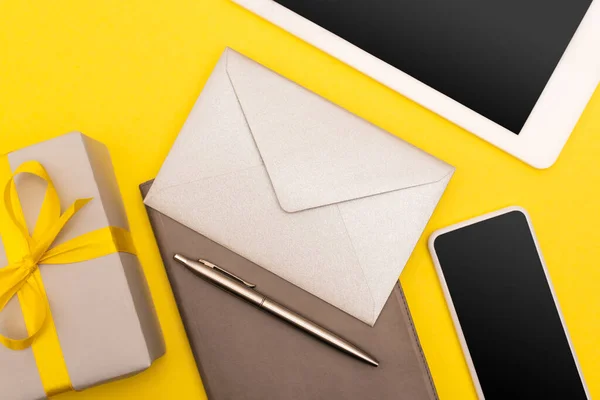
left=273, top=0, right=592, bottom=134
left=433, top=210, right=587, bottom=399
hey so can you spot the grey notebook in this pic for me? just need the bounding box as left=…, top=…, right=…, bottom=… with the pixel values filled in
left=141, top=181, right=438, bottom=400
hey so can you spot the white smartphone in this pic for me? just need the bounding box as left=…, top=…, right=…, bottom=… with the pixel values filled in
left=429, top=207, right=589, bottom=399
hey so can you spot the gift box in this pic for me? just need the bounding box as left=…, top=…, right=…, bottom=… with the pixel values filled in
left=0, top=132, right=165, bottom=400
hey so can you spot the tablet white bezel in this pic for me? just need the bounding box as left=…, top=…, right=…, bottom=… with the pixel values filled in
left=428, top=207, right=590, bottom=399
left=232, top=0, right=600, bottom=168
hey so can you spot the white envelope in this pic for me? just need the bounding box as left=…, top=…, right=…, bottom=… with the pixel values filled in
left=145, top=48, right=454, bottom=326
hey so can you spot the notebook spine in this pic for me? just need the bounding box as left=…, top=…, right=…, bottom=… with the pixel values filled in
left=397, top=283, right=439, bottom=400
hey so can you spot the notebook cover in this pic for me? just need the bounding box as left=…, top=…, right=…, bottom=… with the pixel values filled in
left=141, top=181, right=438, bottom=400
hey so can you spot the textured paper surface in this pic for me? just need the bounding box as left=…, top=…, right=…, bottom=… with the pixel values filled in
left=142, top=180, right=438, bottom=400
left=0, top=133, right=165, bottom=400
left=145, top=48, right=454, bottom=326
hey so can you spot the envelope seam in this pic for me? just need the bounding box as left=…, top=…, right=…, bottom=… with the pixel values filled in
left=336, top=204, right=376, bottom=324
left=148, top=49, right=266, bottom=199
left=223, top=51, right=267, bottom=169
left=147, top=165, right=264, bottom=197
left=224, top=52, right=295, bottom=214
left=285, top=169, right=455, bottom=213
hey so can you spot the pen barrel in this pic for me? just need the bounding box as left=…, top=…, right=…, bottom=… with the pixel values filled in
left=261, top=299, right=378, bottom=366
left=261, top=299, right=329, bottom=337
left=215, top=274, right=265, bottom=306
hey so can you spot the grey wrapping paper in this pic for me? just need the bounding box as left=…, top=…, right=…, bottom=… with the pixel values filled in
left=0, top=133, right=165, bottom=400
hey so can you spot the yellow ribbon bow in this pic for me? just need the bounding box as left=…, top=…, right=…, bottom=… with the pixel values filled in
left=0, top=160, right=136, bottom=396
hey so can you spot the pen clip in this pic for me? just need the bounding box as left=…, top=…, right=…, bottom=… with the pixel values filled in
left=199, top=259, right=257, bottom=288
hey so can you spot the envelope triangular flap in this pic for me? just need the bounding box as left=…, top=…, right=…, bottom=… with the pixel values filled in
left=224, top=49, right=453, bottom=213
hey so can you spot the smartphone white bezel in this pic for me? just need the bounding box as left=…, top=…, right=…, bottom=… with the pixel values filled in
left=428, top=206, right=590, bottom=399
left=232, top=0, right=600, bottom=168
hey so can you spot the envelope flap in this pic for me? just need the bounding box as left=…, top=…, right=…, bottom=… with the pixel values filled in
left=225, top=49, right=453, bottom=213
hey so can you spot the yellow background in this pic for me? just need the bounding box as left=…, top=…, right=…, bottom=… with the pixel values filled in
left=1, top=1, right=598, bottom=398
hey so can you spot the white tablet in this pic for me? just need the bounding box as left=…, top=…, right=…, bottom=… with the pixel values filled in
left=232, top=0, right=600, bottom=168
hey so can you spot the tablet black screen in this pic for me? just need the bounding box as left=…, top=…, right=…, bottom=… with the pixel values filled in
left=273, top=0, right=592, bottom=133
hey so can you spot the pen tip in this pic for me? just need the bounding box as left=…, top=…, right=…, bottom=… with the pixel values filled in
left=357, top=352, right=379, bottom=367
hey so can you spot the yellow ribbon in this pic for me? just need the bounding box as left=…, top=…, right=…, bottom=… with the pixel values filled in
left=0, top=160, right=136, bottom=397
